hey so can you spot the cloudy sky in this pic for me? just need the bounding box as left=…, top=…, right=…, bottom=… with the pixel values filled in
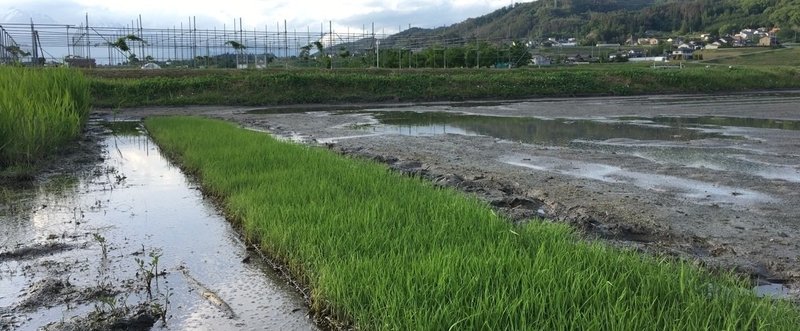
left=2, top=0, right=515, bottom=33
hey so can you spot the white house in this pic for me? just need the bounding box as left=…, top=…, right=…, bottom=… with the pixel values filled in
left=531, top=55, right=552, bottom=66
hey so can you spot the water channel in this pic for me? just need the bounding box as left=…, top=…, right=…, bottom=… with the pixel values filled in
left=0, top=121, right=316, bottom=330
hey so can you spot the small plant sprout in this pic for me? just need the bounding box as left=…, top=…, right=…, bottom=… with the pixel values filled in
left=135, top=247, right=163, bottom=300
left=92, top=233, right=108, bottom=259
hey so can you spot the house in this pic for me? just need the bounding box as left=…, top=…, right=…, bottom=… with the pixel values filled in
left=627, top=50, right=645, bottom=58
left=704, top=42, right=720, bottom=50
left=566, top=54, right=593, bottom=63
left=640, top=38, right=660, bottom=45
left=531, top=54, right=552, bottom=66
left=629, top=37, right=659, bottom=45
left=595, top=43, right=619, bottom=48
left=671, top=47, right=694, bottom=60
left=759, top=35, right=778, bottom=47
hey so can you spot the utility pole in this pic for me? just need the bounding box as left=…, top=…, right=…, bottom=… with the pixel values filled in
left=284, top=20, right=288, bottom=60
left=30, top=19, right=38, bottom=66
left=85, top=13, right=90, bottom=59
left=240, top=17, right=244, bottom=67
left=139, top=14, right=144, bottom=61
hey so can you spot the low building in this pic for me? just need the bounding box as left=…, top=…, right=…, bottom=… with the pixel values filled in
left=640, top=38, right=659, bottom=45
left=64, top=56, right=96, bottom=68
left=671, top=47, right=694, bottom=60
left=531, top=55, right=552, bottom=66
left=629, top=56, right=667, bottom=62
left=759, top=36, right=778, bottom=47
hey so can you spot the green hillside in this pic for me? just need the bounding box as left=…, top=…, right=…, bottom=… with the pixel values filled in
left=381, top=0, right=800, bottom=47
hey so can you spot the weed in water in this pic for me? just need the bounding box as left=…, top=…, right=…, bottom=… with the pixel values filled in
left=92, top=233, right=108, bottom=260
left=134, top=247, right=162, bottom=300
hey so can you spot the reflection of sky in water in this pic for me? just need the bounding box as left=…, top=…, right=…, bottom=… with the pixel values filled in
left=502, top=154, right=775, bottom=206
left=372, top=123, right=477, bottom=137
left=368, top=112, right=800, bottom=184
left=574, top=140, right=800, bottom=184
left=369, top=111, right=721, bottom=145
left=2, top=129, right=315, bottom=330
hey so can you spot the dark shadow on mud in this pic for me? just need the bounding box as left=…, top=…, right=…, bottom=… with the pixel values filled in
left=0, top=242, right=75, bottom=262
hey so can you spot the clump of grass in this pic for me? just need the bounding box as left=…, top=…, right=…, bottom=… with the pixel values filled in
left=0, top=67, right=90, bottom=167
left=146, top=116, right=800, bottom=330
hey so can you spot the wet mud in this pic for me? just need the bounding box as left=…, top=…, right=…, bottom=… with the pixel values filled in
left=103, top=91, right=800, bottom=302
left=0, top=120, right=316, bottom=330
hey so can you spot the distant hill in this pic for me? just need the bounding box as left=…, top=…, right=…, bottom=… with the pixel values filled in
left=372, top=0, right=800, bottom=48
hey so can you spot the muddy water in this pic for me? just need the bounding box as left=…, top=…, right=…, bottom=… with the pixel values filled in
left=365, top=112, right=800, bottom=186
left=0, top=122, right=316, bottom=330
left=368, top=111, right=726, bottom=144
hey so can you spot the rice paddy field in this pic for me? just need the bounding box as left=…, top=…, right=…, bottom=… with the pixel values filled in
left=702, top=47, right=800, bottom=66
left=4, top=63, right=800, bottom=329
left=87, top=65, right=800, bottom=108
left=0, top=67, right=90, bottom=169
left=145, top=116, right=800, bottom=330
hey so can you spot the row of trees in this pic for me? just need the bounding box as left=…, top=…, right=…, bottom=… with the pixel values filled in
left=372, top=41, right=531, bottom=68
left=293, top=41, right=533, bottom=69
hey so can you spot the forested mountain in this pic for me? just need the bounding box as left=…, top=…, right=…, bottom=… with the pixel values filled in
left=380, top=0, right=800, bottom=48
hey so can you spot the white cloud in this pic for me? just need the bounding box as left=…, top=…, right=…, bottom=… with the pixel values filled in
left=2, top=0, right=513, bottom=32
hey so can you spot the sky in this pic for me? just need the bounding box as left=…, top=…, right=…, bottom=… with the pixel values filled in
left=2, top=0, right=515, bottom=34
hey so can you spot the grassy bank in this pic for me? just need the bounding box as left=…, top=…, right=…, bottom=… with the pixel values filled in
left=91, top=65, right=800, bottom=108
left=0, top=67, right=90, bottom=169
left=146, top=116, right=800, bottom=330
left=702, top=47, right=800, bottom=66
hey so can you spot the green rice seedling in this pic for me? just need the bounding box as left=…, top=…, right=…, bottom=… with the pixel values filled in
left=0, top=67, right=90, bottom=167
left=146, top=116, right=800, bottom=330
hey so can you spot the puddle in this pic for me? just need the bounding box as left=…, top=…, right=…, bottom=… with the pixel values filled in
left=569, top=142, right=800, bottom=184
left=754, top=283, right=793, bottom=299
left=619, top=116, right=800, bottom=131
left=501, top=154, right=775, bottom=206
left=365, top=112, right=800, bottom=184
left=367, top=112, right=725, bottom=145
left=0, top=122, right=316, bottom=330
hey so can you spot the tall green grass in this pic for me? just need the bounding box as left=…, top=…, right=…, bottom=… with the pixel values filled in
left=147, top=116, right=800, bottom=330
left=91, top=66, right=800, bottom=108
left=0, top=67, right=90, bottom=167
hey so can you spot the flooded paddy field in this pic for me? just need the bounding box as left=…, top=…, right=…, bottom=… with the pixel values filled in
left=181, top=90, right=800, bottom=301
left=92, top=90, right=800, bottom=306
left=0, top=121, right=316, bottom=330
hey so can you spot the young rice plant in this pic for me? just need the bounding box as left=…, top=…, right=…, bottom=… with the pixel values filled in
left=146, top=116, right=800, bottom=330
left=0, top=67, right=90, bottom=167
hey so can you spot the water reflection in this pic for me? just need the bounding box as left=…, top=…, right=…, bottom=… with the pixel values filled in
left=1, top=121, right=315, bottom=330
left=622, top=116, right=800, bottom=131
left=370, top=112, right=723, bottom=145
